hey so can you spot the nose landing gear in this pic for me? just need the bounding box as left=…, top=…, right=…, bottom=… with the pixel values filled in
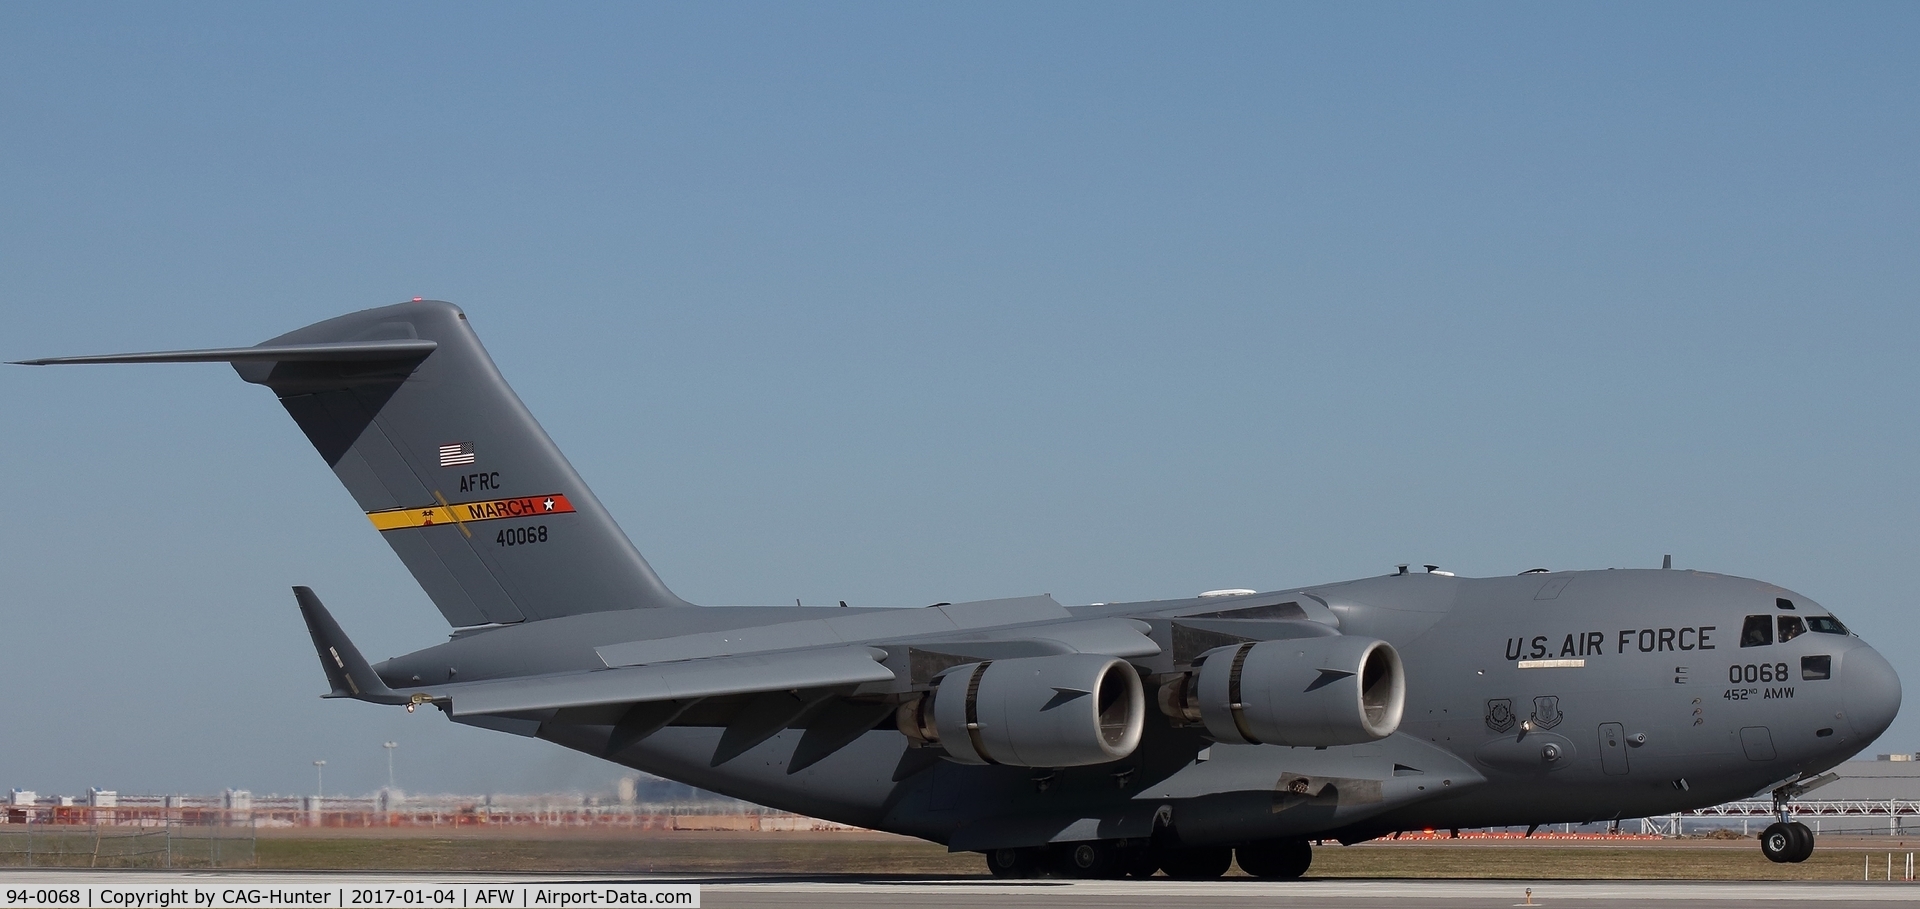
left=1760, top=776, right=1832, bottom=864
left=1760, top=821, right=1814, bottom=864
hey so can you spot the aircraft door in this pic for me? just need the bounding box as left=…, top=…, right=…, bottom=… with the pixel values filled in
left=1598, top=723, right=1629, bottom=776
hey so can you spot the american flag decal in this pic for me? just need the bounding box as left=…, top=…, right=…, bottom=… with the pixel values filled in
left=438, top=442, right=476, bottom=467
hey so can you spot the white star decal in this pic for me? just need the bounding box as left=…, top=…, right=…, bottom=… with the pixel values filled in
left=543, top=498, right=555, bottom=511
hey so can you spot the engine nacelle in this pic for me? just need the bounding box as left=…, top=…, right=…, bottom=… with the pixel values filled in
left=1179, top=636, right=1405, bottom=746
left=898, top=654, right=1146, bottom=767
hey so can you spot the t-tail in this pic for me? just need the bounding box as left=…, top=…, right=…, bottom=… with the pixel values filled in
left=15, top=300, right=690, bottom=626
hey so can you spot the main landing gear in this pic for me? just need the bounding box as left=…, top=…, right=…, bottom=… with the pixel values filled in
left=1235, top=838, right=1313, bottom=879
left=981, top=838, right=1313, bottom=879
left=985, top=846, right=1042, bottom=878
left=1157, top=845, right=1233, bottom=879
left=986, top=842, right=1163, bottom=879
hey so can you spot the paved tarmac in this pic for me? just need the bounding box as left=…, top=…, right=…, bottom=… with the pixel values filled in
left=706, top=877, right=1920, bottom=907
left=4, top=871, right=1920, bottom=909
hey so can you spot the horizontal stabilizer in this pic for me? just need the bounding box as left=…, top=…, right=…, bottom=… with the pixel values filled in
left=294, top=587, right=405, bottom=704
left=11, top=340, right=438, bottom=366
left=428, top=646, right=895, bottom=717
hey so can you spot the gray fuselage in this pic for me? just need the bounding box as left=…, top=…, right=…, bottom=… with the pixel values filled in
left=374, top=566, right=1899, bottom=849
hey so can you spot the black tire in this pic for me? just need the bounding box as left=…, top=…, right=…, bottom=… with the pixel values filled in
left=1759, top=822, right=1796, bottom=863
left=1159, top=845, right=1234, bottom=880
left=1787, top=821, right=1815, bottom=863
left=1237, top=838, right=1313, bottom=879
left=1122, top=847, right=1161, bottom=878
left=986, top=847, right=1042, bottom=878
left=1059, top=841, right=1127, bottom=879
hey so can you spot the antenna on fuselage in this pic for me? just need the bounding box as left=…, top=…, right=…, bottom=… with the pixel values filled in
left=1663, top=554, right=1672, bottom=569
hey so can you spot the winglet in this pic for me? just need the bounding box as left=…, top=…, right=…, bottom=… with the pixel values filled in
left=294, top=587, right=405, bottom=704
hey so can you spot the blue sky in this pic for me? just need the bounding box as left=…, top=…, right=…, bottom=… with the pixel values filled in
left=2, top=3, right=1916, bottom=797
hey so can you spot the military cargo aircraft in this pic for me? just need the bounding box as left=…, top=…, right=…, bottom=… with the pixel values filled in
left=16, top=300, right=1901, bottom=877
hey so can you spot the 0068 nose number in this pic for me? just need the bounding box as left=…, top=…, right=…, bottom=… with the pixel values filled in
left=1728, top=663, right=1790, bottom=684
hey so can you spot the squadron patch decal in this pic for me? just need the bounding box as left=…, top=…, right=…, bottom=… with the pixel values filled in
left=1532, top=695, right=1563, bottom=730
left=368, top=494, right=575, bottom=531
left=1485, top=698, right=1515, bottom=733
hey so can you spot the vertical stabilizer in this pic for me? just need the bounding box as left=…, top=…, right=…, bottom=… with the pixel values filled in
left=240, top=301, right=689, bottom=625
left=236, top=301, right=691, bottom=618
left=16, top=300, right=690, bottom=625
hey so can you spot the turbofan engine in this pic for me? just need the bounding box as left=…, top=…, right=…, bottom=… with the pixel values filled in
left=896, top=653, right=1146, bottom=767
left=1158, top=636, right=1405, bottom=746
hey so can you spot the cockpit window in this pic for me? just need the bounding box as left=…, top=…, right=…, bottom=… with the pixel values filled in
left=1778, top=616, right=1806, bottom=643
left=1802, top=655, right=1832, bottom=680
left=1776, top=598, right=1796, bottom=610
left=1807, top=615, right=1850, bottom=635
left=1740, top=615, right=1774, bottom=648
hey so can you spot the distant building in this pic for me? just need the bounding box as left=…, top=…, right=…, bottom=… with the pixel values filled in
left=1820, top=759, right=1920, bottom=800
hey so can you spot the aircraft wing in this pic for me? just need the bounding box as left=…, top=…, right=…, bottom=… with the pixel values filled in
left=427, top=647, right=895, bottom=716
left=298, top=588, right=1158, bottom=718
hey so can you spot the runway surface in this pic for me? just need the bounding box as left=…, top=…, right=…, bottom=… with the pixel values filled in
left=711, top=878, right=1920, bottom=908
left=4, top=871, right=1920, bottom=908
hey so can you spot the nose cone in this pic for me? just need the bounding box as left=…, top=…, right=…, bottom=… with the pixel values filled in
left=1844, top=646, right=1902, bottom=743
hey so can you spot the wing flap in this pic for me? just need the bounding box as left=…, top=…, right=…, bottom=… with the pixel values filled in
left=1002, top=617, right=1159, bottom=657
left=431, top=645, right=894, bottom=717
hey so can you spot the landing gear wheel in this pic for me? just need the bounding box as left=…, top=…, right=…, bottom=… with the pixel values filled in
left=1158, top=845, right=1233, bottom=880
left=1787, top=821, right=1815, bottom=863
left=1237, top=838, right=1313, bottom=879
left=986, top=847, right=1042, bottom=878
left=1122, top=847, right=1160, bottom=878
left=1760, top=822, right=1797, bottom=863
left=1060, top=841, right=1127, bottom=879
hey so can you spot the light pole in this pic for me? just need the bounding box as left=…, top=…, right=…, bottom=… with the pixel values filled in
left=313, top=760, right=326, bottom=800
left=383, top=742, right=397, bottom=792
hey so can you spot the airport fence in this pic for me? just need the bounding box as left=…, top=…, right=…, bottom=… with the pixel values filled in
left=1657, top=798, right=1920, bottom=837
left=0, top=809, right=255, bottom=869
left=0, top=797, right=859, bottom=840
